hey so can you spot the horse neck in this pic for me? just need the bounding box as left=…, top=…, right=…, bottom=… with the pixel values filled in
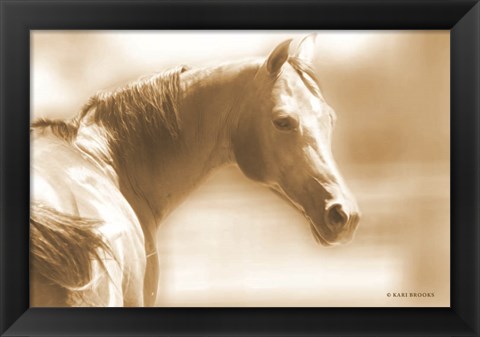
left=76, top=61, right=260, bottom=237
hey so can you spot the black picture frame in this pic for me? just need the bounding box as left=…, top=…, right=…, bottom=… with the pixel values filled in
left=1, top=1, right=479, bottom=336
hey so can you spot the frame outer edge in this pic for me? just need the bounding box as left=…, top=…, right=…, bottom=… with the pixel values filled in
left=451, top=2, right=480, bottom=335
left=1, top=0, right=7, bottom=335
left=0, top=0, right=479, bottom=336
left=474, top=3, right=479, bottom=335
left=1, top=1, right=30, bottom=335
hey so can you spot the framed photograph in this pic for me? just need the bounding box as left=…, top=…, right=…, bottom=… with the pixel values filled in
left=1, top=1, right=479, bottom=336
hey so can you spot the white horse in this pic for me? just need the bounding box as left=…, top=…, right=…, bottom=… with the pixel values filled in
left=30, top=35, right=360, bottom=307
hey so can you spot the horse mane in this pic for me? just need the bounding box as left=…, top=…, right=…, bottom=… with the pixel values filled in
left=79, top=65, right=190, bottom=142
left=31, top=65, right=190, bottom=144
left=31, top=118, right=79, bottom=142
left=30, top=202, right=113, bottom=293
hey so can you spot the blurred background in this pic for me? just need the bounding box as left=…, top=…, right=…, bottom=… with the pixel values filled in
left=31, top=31, right=450, bottom=307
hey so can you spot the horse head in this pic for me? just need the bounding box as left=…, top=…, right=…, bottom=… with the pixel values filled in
left=232, top=35, right=360, bottom=246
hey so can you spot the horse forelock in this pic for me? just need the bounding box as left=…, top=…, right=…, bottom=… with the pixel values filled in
left=287, top=57, right=323, bottom=98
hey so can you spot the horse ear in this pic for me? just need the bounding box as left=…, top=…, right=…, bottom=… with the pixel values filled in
left=266, top=39, right=292, bottom=75
left=294, top=33, right=317, bottom=62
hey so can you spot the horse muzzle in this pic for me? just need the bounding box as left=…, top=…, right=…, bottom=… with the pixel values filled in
left=308, top=201, right=360, bottom=246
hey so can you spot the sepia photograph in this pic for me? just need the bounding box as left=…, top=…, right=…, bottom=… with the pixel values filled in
left=30, top=31, right=450, bottom=307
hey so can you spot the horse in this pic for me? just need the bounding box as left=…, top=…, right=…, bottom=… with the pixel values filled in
left=30, top=35, right=360, bottom=307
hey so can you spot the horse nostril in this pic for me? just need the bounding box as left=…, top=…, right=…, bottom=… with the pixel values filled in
left=326, top=204, right=349, bottom=230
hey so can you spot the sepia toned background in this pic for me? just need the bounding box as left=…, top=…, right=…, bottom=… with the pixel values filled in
left=31, top=31, right=450, bottom=307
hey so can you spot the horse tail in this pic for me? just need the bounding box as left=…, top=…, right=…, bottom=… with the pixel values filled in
left=30, top=202, right=113, bottom=291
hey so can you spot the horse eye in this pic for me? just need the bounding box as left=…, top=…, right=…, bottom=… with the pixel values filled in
left=273, top=116, right=298, bottom=132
